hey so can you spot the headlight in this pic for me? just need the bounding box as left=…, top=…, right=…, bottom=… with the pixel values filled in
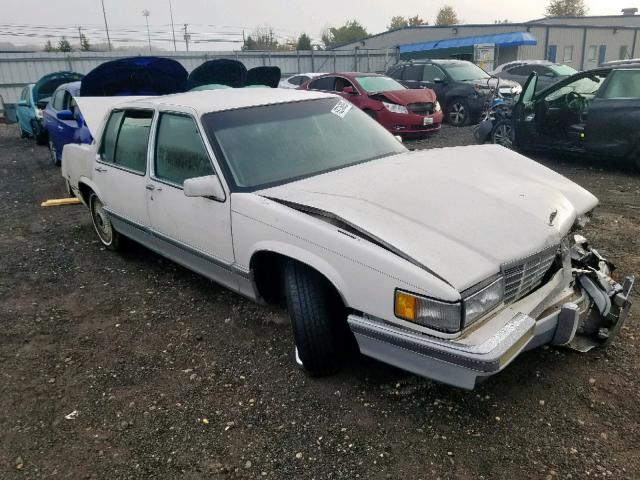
left=394, top=290, right=462, bottom=333
left=463, top=278, right=504, bottom=327
left=36, top=108, right=43, bottom=120
left=434, top=101, right=441, bottom=112
left=512, top=85, right=523, bottom=95
left=382, top=102, right=409, bottom=114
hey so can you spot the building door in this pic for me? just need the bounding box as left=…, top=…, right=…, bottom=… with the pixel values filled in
left=547, top=45, right=557, bottom=63
left=598, top=45, right=607, bottom=65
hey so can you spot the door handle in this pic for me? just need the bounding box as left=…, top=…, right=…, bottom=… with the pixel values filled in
left=145, top=184, right=162, bottom=191
left=57, top=125, right=64, bottom=130
left=94, top=166, right=107, bottom=172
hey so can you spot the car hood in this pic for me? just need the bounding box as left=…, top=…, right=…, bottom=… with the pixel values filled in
left=462, top=77, right=521, bottom=90
left=257, top=145, right=598, bottom=291
left=188, top=59, right=247, bottom=89
left=33, top=71, right=84, bottom=103
left=377, top=88, right=437, bottom=105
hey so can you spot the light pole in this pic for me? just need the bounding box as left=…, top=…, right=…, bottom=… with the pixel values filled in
left=142, top=10, right=151, bottom=53
left=100, top=0, right=112, bottom=51
left=168, top=0, right=177, bottom=52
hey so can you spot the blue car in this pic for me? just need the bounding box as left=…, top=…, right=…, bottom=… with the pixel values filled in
left=45, top=56, right=188, bottom=167
left=17, top=71, right=83, bottom=145
left=43, top=81, right=91, bottom=165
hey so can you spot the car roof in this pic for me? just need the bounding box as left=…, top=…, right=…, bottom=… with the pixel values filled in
left=402, top=59, right=470, bottom=66
left=119, top=88, right=337, bottom=114
left=55, top=81, right=81, bottom=96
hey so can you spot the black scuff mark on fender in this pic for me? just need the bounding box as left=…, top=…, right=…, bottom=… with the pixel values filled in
left=261, top=195, right=454, bottom=289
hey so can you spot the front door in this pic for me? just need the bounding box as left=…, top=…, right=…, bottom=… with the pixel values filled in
left=93, top=108, right=153, bottom=241
left=512, top=72, right=539, bottom=148
left=146, top=111, right=234, bottom=275
left=16, top=86, right=33, bottom=134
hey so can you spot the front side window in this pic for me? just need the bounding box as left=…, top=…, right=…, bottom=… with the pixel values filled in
left=601, top=70, right=640, bottom=99
left=355, top=76, right=404, bottom=93
left=289, top=76, right=305, bottom=85
left=99, top=109, right=152, bottom=173
left=52, top=90, right=65, bottom=111
left=154, top=113, right=213, bottom=186
left=202, top=98, right=406, bottom=191
left=545, top=72, right=608, bottom=102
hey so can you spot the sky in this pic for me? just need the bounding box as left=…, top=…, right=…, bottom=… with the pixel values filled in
left=1, top=0, right=637, bottom=51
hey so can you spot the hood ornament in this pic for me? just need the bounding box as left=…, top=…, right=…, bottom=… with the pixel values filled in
left=548, top=209, right=558, bottom=226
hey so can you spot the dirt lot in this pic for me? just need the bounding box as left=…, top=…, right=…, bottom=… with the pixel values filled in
left=1, top=122, right=639, bottom=480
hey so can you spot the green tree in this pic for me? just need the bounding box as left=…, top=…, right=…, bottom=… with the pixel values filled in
left=296, top=33, right=312, bottom=50
left=388, top=16, right=408, bottom=30
left=44, top=40, right=54, bottom=52
left=321, top=20, right=368, bottom=49
left=242, top=26, right=281, bottom=51
left=80, top=33, right=91, bottom=51
left=408, top=15, right=428, bottom=26
left=57, top=37, right=72, bottom=52
left=545, top=0, right=587, bottom=16
left=435, top=6, right=460, bottom=26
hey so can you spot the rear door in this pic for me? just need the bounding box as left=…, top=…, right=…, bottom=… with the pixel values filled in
left=47, top=89, right=67, bottom=155
left=146, top=110, right=234, bottom=268
left=584, top=69, right=640, bottom=157
left=93, top=108, right=153, bottom=239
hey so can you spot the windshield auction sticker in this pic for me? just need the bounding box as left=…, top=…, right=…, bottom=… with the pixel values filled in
left=331, top=100, right=353, bottom=118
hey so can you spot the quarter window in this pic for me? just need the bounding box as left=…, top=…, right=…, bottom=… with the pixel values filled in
left=423, top=65, right=446, bottom=82
left=99, top=109, right=152, bottom=173
left=154, top=113, right=213, bottom=186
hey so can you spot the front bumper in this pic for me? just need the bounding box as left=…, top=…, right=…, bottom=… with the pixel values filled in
left=348, top=245, right=634, bottom=389
left=376, top=109, right=443, bottom=134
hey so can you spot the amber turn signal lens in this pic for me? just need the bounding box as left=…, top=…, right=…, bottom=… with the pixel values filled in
left=395, top=291, right=417, bottom=321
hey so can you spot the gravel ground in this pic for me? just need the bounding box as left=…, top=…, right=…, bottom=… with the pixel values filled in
left=1, top=123, right=639, bottom=480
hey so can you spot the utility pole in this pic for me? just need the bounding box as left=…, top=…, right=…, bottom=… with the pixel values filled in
left=183, top=23, right=190, bottom=52
left=100, top=0, right=112, bottom=51
left=77, top=26, right=82, bottom=49
left=168, top=0, right=177, bottom=52
left=142, top=9, right=151, bottom=53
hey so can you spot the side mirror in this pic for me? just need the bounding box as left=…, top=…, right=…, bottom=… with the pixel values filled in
left=56, top=110, right=74, bottom=120
left=433, top=78, right=444, bottom=84
left=17, top=99, right=28, bottom=107
left=342, top=86, right=357, bottom=95
left=183, top=175, right=226, bottom=201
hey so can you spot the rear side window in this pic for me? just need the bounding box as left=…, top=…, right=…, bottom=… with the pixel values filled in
left=99, top=109, right=153, bottom=173
left=508, top=65, right=535, bottom=76
left=154, top=113, right=213, bottom=186
left=402, top=65, right=424, bottom=81
left=20, top=87, right=29, bottom=102
left=423, top=65, right=445, bottom=82
left=289, top=75, right=306, bottom=85
left=308, top=76, right=335, bottom=91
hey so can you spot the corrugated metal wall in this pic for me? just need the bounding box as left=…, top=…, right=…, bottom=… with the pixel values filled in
left=0, top=49, right=398, bottom=108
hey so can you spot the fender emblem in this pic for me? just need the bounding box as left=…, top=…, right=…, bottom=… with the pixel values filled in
left=548, top=209, right=558, bottom=226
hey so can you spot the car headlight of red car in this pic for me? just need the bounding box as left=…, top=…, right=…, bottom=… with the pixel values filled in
left=382, top=101, right=409, bottom=114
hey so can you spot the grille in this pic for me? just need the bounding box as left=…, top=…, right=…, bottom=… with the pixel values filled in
left=407, top=102, right=435, bottom=115
left=503, top=246, right=559, bottom=304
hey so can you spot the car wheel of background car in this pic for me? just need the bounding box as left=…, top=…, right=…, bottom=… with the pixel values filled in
left=48, top=140, right=60, bottom=166
left=19, top=124, right=28, bottom=139
left=90, top=193, right=121, bottom=250
left=492, top=120, right=514, bottom=149
left=283, top=259, right=353, bottom=377
left=446, top=99, right=470, bottom=127
left=31, top=120, right=47, bottom=145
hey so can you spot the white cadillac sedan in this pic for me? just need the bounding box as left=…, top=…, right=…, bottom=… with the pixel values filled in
left=61, top=89, right=634, bottom=389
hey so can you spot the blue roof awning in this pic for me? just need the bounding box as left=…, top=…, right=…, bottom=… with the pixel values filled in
left=400, top=31, right=537, bottom=54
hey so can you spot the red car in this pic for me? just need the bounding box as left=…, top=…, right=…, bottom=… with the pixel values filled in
left=299, top=72, right=442, bottom=135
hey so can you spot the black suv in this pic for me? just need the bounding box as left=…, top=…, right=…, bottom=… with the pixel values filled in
left=388, top=59, right=521, bottom=126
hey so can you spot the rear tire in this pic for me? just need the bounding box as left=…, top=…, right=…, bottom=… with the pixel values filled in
left=284, top=260, right=352, bottom=376
left=90, top=193, right=121, bottom=251
left=19, top=124, right=28, bottom=139
left=492, top=120, right=514, bottom=149
left=32, top=120, right=47, bottom=145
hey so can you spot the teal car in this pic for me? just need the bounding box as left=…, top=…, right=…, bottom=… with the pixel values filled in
left=17, top=71, right=83, bottom=144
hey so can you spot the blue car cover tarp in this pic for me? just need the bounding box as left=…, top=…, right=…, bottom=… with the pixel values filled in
left=80, top=56, right=188, bottom=96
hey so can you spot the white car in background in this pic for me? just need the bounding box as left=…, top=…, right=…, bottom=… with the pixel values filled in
left=278, top=72, right=326, bottom=89
left=61, top=89, right=633, bottom=389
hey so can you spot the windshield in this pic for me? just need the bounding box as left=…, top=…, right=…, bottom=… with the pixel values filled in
left=545, top=73, right=608, bottom=101
left=202, top=98, right=406, bottom=191
left=445, top=63, right=490, bottom=81
left=356, top=76, right=405, bottom=93
left=548, top=64, right=578, bottom=76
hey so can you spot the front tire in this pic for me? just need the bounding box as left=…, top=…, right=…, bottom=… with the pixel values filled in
left=49, top=140, right=60, bottom=166
left=284, top=260, right=352, bottom=376
left=32, top=120, right=47, bottom=145
left=90, top=193, right=121, bottom=250
left=492, top=120, right=514, bottom=149
left=446, top=99, right=471, bottom=127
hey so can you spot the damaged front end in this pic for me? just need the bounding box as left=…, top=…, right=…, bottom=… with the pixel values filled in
left=567, top=235, right=635, bottom=352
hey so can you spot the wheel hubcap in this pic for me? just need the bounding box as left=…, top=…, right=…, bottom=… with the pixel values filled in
left=450, top=103, right=466, bottom=125
left=494, top=125, right=513, bottom=148
left=92, top=199, right=113, bottom=245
